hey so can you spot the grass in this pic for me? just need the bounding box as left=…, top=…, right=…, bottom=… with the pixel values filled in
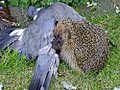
left=0, top=11, right=120, bottom=90
left=0, top=49, right=35, bottom=90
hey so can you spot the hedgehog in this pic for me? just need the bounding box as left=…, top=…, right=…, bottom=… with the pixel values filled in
left=52, top=19, right=109, bottom=73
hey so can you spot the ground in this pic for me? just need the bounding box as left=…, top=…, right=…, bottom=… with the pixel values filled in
left=0, top=4, right=120, bottom=90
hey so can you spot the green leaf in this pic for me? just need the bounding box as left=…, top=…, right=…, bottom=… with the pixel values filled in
left=61, top=0, right=72, bottom=4
left=80, top=0, right=88, bottom=5
left=9, top=0, right=18, bottom=6
left=43, top=0, right=54, bottom=5
left=19, top=0, right=29, bottom=8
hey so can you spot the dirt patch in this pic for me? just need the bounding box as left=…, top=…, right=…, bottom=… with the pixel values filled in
left=9, top=7, right=30, bottom=27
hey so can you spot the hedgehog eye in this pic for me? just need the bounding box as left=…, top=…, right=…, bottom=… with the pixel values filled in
left=55, top=20, right=58, bottom=26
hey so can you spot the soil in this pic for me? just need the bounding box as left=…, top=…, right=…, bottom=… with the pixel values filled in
left=9, top=7, right=30, bottom=27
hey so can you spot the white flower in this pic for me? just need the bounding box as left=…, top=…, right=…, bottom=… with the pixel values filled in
left=0, top=83, right=3, bottom=90
left=63, top=81, right=77, bottom=90
left=115, top=6, right=120, bottom=14
left=0, top=1, right=5, bottom=4
left=87, top=2, right=93, bottom=7
left=93, top=2, right=97, bottom=6
left=87, top=1, right=97, bottom=7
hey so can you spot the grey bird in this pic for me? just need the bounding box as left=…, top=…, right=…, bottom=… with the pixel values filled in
left=0, top=2, right=85, bottom=90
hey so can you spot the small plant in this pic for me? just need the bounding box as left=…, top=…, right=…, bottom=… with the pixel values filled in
left=7, top=0, right=89, bottom=9
left=0, top=0, right=8, bottom=10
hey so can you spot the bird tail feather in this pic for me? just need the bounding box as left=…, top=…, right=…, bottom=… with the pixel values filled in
left=0, top=28, right=25, bottom=50
left=0, top=28, right=17, bottom=49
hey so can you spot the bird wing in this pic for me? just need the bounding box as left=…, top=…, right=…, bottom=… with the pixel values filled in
left=28, top=44, right=59, bottom=90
